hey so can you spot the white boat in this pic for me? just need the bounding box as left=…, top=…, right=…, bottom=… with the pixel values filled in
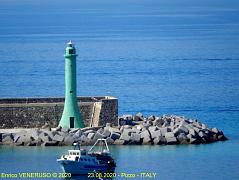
left=57, top=139, right=116, bottom=175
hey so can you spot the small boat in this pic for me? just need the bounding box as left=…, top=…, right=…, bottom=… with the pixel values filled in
left=57, top=139, right=116, bottom=175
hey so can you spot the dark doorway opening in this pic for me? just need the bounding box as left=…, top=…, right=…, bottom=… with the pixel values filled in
left=70, top=117, right=74, bottom=128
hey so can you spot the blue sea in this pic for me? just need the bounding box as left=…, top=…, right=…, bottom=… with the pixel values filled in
left=0, top=0, right=239, bottom=179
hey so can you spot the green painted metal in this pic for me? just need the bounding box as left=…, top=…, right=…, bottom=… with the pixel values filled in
left=59, top=41, right=85, bottom=128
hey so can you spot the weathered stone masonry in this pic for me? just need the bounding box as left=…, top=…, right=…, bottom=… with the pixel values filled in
left=0, top=96, right=118, bottom=128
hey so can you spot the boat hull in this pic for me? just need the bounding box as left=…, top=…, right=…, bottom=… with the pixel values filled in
left=58, top=160, right=115, bottom=175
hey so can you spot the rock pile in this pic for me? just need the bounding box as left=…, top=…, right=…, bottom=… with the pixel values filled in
left=0, top=114, right=227, bottom=146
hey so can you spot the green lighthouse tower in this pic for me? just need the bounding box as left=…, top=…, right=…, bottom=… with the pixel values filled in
left=59, top=41, right=85, bottom=128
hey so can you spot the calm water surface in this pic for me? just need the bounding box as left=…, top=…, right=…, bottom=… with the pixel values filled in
left=0, top=0, right=239, bottom=179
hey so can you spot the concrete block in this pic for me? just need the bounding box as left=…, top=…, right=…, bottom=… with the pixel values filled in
left=61, top=126, right=70, bottom=133
left=166, top=137, right=177, bottom=144
left=173, top=125, right=189, bottom=136
left=153, top=136, right=166, bottom=145
left=53, top=134, right=64, bottom=142
left=2, top=135, right=14, bottom=144
left=73, top=129, right=83, bottom=139
left=84, top=129, right=96, bottom=135
left=177, top=133, right=187, bottom=143
left=158, top=127, right=171, bottom=136
left=122, top=114, right=133, bottom=121
left=153, top=118, right=165, bottom=127
left=55, top=126, right=62, bottom=132
left=69, top=128, right=80, bottom=134
left=120, top=131, right=131, bottom=141
left=102, top=129, right=111, bottom=137
left=93, top=132, right=105, bottom=141
left=39, top=133, right=52, bottom=142
left=110, top=132, right=121, bottom=141
left=134, top=113, right=144, bottom=121
left=43, top=141, right=59, bottom=146
left=106, top=137, right=114, bottom=144
left=150, top=130, right=161, bottom=139
left=140, top=130, right=152, bottom=144
left=165, top=132, right=175, bottom=139
left=108, top=127, right=121, bottom=134
left=114, top=139, right=125, bottom=145
left=148, top=126, right=157, bottom=132
left=63, top=135, right=74, bottom=145
left=130, top=133, right=141, bottom=143
left=87, top=133, right=95, bottom=140
left=96, top=128, right=104, bottom=134
left=212, top=128, right=219, bottom=134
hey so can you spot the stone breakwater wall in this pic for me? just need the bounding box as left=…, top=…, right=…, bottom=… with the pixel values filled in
left=0, top=114, right=227, bottom=146
left=0, top=96, right=118, bottom=128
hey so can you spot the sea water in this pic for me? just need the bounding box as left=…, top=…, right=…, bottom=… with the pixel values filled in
left=0, top=0, right=239, bottom=179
